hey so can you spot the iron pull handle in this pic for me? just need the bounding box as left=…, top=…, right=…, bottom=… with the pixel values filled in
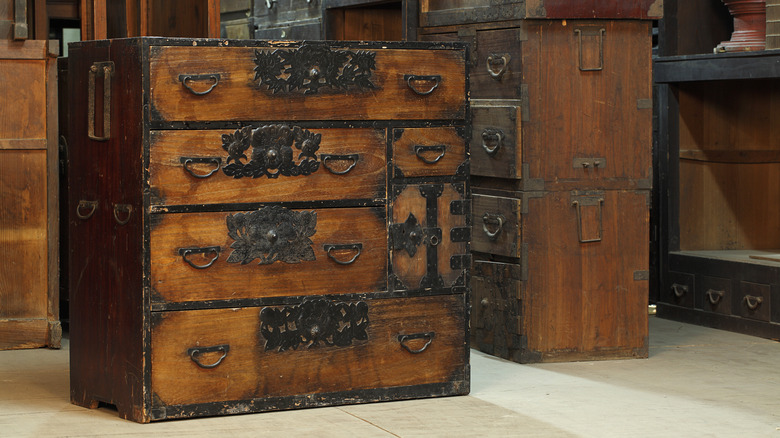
left=671, top=283, right=688, bottom=298
left=481, top=128, right=503, bottom=156
left=76, top=200, right=98, bottom=220
left=482, top=213, right=505, bottom=240
left=321, top=154, right=359, bottom=175
left=744, top=295, right=764, bottom=311
left=572, top=198, right=604, bottom=243
left=113, top=204, right=133, bottom=225
left=398, top=332, right=435, bottom=354
left=88, top=62, right=114, bottom=141
left=706, top=289, right=725, bottom=305
left=180, top=157, right=222, bottom=179
left=414, top=145, right=446, bottom=164
left=13, top=0, right=27, bottom=40
left=486, top=53, right=511, bottom=79
left=179, top=246, right=222, bottom=270
left=575, top=28, right=606, bottom=72
left=405, top=75, right=440, bottom=96
left=324, top=243, right=363, bottom=265
left=187, top=344, right=230, bottom=369
left=179, top=74, right=221, bottom=95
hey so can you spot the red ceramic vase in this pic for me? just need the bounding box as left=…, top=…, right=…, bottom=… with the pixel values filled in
left=716, top=0, right=767, bottom=52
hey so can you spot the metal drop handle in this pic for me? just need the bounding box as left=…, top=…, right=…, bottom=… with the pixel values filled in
left=179, top=246, right=222, bottom=269
left=321, top=154, right=359, bottom=175
left=414, top=145, right=446, bottom=164
left=324, top=243, right=363, bottom=265
left=398, top=332, right=435, bottom=354
left=179, top=74, right=221, bottom=95
left=405, top=75, right=441, bottom=96
left=744, top=295, right=764, bottom=311
left=187, top=344, right=230, bottom=369
left=482, top=213, right=505, bottom=240
left=76, top=200, right=98, bottom=220
left=706, top=289, right=725, bottom=305
left=671, top=283, right=688, bottom=298
left=113, top=204, right=133, bottom=225
left=486, top=53, right=511, bottom=80
left=181, top=157, right=222, bottom=179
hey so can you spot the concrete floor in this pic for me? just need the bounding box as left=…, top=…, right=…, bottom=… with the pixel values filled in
left=1, top=316, right=779, bottom=437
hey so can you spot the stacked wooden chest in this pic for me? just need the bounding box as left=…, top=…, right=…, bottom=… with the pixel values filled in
left=419, top=1, right=660, bottom=362
left=67, top=37, right=469, bottom=422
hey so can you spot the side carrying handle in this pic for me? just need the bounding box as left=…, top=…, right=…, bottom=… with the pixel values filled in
left=179, top=74, right=221, bottom=95
left=324, top=243, right=363, bottom=265
left=321, top=154, right=359, bottom=175
left=414, top=145, right=446, bottom=164
left=179, top=246, right=222, bottom=269
left=180, top=157, right=222, bottom=179
left=88, top=62, right=115, bottom=141
left=187, top=344, right=230, bottom=369
left=113, top=204, right=133, bottom=225
left=398, top=332, right=435, bottom=354
left=744, top=295, right=764, bottom=311
left=76, top=200, right=98, bottom=220
left=405, top=75, right=441, bottom=96
left=572, top=198, right=604, bottom=243
left=575, top=28, right=606, bottom=72
left=481, top=128, right=503, bottom=156
left=486, top=53, right=511, bottom=80
left=671, top=283, right=688, bottom=298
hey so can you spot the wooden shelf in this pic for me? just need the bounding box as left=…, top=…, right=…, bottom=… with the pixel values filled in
left=655, top=51, right=780, bottom=83
left=679, top=149, right=780, bottom=163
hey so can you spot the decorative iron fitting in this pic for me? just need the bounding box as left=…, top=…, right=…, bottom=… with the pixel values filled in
left=259, top=298, right=369, bottom=352
left=222, top=124, right=321, bottom=179
left=254, top=44, right=377, bottom=94
left=390, top=213, right=424, bottom=257
left=226, top=205, right=317, bottom=265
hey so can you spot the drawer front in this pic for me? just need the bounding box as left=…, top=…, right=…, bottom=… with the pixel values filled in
left=150, top=207, right=387, bottom=304
left=253, top=0, right=321, bottom=23
left=151, top=294, right=467, bottom=406
left=149, top=127, right=386, bottom=206
left=149, top=46, right=466, bottom=121
left=390, top=182, right=469, bottom=291
left=696, top=275, right=732, bottom=315
left=471, top=194, right=521, bottom=258
left=665, top=272, right=695, bottom=309
left=471, top=104, right=521, bottom=179
left=392, top=127, right=466, bottom=177
left=471, top=260, right=523, bottom=360
left=738, top=281, right=771, bottom=322
left=254, top=20, right=322, bottom=40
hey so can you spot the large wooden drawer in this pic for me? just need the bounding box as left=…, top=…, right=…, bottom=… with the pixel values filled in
left=150, top=294, right=467, bottom=410
left=149, top=127, right=386, bottom=206
left=149, top=45, right=466, bottom=122
left=150, top=207, right=387, bottom=304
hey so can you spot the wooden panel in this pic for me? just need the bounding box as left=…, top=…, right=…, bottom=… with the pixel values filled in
left=521, top=20, right=653, bottom=186
left=392, top=127, right=465, bottom=177
left=470, top=260, right=523, bottom=361
left=150, top=128, right=386, bottom=206
left=0, top=58, right=46, bottom=140
left=151, top=294, right=466, bottom=407
left=147, top=0, right=212, bottom=38
left=471, top=194, right=521, bottom=258
left=522, top=190, right=648, bottom=360
left=151, top=207, right=388, bottom=304
left=330, top=6, right=403, bottom=41
left=0, top=150, right=48, bottom=318
left=149, top=46, right=466, bottom=121
left=391, top=183, right=467, bottom=291
left=470, top=104, right=521, bottom=179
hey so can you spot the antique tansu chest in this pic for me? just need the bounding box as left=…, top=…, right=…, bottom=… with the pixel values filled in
left=67, top=37, right=469, bottom=423
left=419, top=1, right=659, bottom=362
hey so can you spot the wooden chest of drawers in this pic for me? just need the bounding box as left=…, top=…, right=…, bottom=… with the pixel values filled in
left=67, top=37, right=469, bottom=423
left=420, top=3, right=658, bottom=362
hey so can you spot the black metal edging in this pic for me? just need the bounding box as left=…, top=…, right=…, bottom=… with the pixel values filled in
left=654, top=51, right=780, bottom=83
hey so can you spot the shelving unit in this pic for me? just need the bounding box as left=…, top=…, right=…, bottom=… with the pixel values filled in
left=656, top=1, right=780, bottom=338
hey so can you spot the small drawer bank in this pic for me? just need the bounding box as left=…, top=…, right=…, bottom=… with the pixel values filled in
left=67, top=37, right=470, bottom=423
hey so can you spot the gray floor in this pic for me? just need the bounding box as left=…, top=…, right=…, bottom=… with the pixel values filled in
left=2, top=316, right=779, bottom=437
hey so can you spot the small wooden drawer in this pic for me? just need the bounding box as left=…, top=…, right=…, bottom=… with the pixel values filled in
left=150, top=294, right=467, bottom=410
left=696, top=276, right=732, bottom=315
left=149, top=45, right=466, bottom=122
left=149, top=127, right=386, bottom=206
left=470, top=103, right=521, bottom=179
left=392, top=127, right=466, bottom=177
left=150, top=207, right=387, bottom=304
left=738, top=281, right=771, bottom=322
left=665, top=272, right=695, bottom=308
left=471, top=194, right=521, bottom=258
